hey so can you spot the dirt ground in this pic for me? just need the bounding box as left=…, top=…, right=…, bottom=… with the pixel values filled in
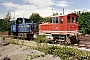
left=0, top=37, right=61, bottom=60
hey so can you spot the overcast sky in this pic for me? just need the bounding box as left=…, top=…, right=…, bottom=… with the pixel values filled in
left=0, top=0, right=90, bottom=18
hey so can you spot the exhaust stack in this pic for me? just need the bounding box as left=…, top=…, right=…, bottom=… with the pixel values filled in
left=63, top=8, right=64, bottom=15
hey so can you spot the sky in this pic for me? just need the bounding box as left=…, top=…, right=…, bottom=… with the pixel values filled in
left=0, top=0, right=90, bottom=18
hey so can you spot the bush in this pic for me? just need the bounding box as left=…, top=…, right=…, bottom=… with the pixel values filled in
left=34, top=35, right=47, bottom=43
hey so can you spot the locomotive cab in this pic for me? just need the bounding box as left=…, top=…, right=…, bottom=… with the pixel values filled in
left=39, top=14, right=79, bottom=44
left=51, top=14, right=78, bottom=33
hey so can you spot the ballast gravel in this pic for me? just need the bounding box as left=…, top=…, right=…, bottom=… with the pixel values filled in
left=0, top=44, right=61, bottom=60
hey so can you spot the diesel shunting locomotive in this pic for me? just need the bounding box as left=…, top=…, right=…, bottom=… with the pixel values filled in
left=9, top=18, right=37, bottom=40
left=39, top=14, right=79, bottom=44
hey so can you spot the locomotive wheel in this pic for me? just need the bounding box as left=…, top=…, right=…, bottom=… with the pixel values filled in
left=66, top=36, right=71, bottom=45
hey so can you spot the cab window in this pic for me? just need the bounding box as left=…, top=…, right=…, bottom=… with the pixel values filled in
left=67, top=16, right=70, bottom=23
left=12, top=21, right=15, bottom=25
left=17, top=18, right=23, bottom=24
left=72, top=17, right=74, bottom=23
left=52, top=17, right=58, bottom=23
left=76, top=18, right=78, bottom=23
left=25, top=19, right=30, bottom=23
left=60, top=18, right=63, bottom=24
left=56, top=17, right=58, bottom=23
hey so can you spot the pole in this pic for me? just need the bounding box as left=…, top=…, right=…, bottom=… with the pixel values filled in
left=52, top=9, right=53, bottom=16
left=14, top=11, right=15, bottom=19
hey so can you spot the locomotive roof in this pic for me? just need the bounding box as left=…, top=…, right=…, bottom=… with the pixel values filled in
left=10, top=18, right=17, bottom=21
left=10, top=18, right=28, bottom=21
left=51, top=13, right=78, bottom=17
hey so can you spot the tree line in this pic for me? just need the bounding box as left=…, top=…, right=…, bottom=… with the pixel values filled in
left=0, top=11, right=90, bottom=34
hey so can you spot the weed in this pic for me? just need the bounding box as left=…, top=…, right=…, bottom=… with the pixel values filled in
left=34, top=35, right=48, bottom=43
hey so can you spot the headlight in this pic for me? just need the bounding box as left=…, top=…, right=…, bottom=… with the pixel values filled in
left=27, top=25, right=30, bottom=27
left=18, top=26, right=21, bottom=28
left=21, top=26, right=23, bottom=28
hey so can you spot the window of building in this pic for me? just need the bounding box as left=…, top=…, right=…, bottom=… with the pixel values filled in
left=67, top=16, right=70, bottom=23
left=72, top=17, right=74, bottom=23
left=52, top=17, right=58, bottom=23
left=60, top=18, right=63, bottom=24
left=76, top=18, right=78, bottom=23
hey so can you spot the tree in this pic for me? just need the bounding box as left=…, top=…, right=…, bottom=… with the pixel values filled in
left=29, top=13, right=42, bottom=23
left=78, top=12, right=90, bottom=34
left=3, top=11, right=11, bottom=31
left=29, top=13, right=43, bottom=30
left=4, top=11, right=11, bottom=21
left=53, top=12, right=58, bottom=16
left=0, top=19, right=4, bottom=31
left=43, top=17, right=52, bottom=23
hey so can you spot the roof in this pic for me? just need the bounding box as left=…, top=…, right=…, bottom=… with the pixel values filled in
left=10, top=18, right=17, bottom=21
left=51, top=13, right=78, bottom=17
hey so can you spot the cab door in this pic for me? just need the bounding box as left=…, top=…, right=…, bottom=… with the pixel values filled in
left=52, top=17, right=59, bottom=31
left=10, top=21, right=16, bottom=32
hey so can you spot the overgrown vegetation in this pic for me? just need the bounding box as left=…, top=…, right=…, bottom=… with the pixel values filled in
left=35, top=45, right=90, bottom=60
left=34, top=35, right=48, bottom=43
left=32, top=35, right=90, bottom=60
